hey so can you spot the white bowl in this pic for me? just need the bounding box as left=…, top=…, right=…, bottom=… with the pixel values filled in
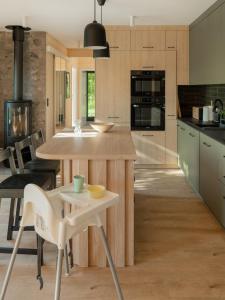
left=90, top=122, right=114, bottom=133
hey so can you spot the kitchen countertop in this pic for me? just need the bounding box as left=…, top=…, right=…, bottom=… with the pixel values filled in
left=36, top=127, right=137, bottom=160
left=179, top=118, right=225, bottom=146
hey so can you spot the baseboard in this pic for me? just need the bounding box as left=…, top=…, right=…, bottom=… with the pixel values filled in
left=134, top=164, right=179, bottom=169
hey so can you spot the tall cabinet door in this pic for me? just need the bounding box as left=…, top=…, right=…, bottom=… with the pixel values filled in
left=96, top=51, right=130, bottom=124
left=114, top=51, right=130, bottom=123
left=95, top=55, right=115, bottom=122
left=165, top=51, right=177, bottom=119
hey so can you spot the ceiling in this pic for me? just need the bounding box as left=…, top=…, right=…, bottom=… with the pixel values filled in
left=0, top=0, right=217, bottom=47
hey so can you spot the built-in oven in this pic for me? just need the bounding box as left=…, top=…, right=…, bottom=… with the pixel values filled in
left=131, top=98, right=165, bottom=131
left=131, top=70, right=165, bottom=98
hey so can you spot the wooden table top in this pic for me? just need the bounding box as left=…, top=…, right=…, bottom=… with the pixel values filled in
left=36, top=127, right=137, bottom=160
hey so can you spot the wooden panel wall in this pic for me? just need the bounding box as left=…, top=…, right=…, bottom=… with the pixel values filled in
left=61, top=159, right=134, bottom=267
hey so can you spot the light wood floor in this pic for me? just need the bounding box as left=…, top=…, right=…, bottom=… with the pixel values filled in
left=1, top=169, right=225, bottom=299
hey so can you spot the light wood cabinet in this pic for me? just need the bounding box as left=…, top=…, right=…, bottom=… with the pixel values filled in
left=166, top=31, right=177, bottom=50
left=131, top=51, right=165, bottom=70
left=166, top=51, right=177, bottom=119
left=177, top=31, right=189, bottom=85
left=106, top=30, right=131, bottom=51
left=131, top=131, right=166, bottom=164
left=96, top=51, right=130, bottom=124
left=131, top=30, right=166, bottom=51
left=165, top=119, right=177, bottom=165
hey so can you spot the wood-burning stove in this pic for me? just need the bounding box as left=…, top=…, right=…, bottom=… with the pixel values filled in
left=4, top=25, right=32, bottom=149
left=4, top=100, right=32, bottom=147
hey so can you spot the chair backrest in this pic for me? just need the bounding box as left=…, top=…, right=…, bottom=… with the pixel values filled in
left=15, top=136, right=33, bottom=173
left=23, top=184, right=62, bottom=244
left=30, top=130, right=45, bottom=159
left=0, top=147, right=17, bottom=175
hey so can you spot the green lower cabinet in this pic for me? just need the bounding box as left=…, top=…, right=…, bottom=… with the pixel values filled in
left=177, top=121, right=199, bottom=193
left=186, top=127, right=199, bottom=193
left=178, top=122, right=225, bottom=227
left=199, top=133, right=225, bottom=223
left=215, top=183, right=225, bottom=227
left=200, top=134, right=219, bottom=205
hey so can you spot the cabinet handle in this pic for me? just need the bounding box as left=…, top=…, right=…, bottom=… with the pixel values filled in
left=203, top=142, right=211, bottom=148
left=167, top=46, right=175, bottom=49
left=168, top=114, right=176, bottom=117
left=108, top=116, right=120, bottom=119
left=142, top=134, right=154, bottom=137
left=110, top=46, right=119, bottom=49
left=189, top=133, right=196, bottom=138
left=143, top=46, right=154, bottom=49
left=143, top=66, right=154, bottom=68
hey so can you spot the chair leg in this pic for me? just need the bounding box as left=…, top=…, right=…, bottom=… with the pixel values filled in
left=98, top=226, right=124, bottom=300
left=69, top=239, right=74, bottom=268
left=15, top=198, right=21, bottom=228
left=7, top=198, right=15, bottom=241
left=64, top=245, right=70, bottom=276
left=0, top=226, right=24, bottom=300
left=36, top=235, right=44, bottom=290
left=54, top=249, right=64, bottom=300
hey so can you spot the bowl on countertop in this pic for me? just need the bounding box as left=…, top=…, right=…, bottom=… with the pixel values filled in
left=90, top=122, right=114, bottom=133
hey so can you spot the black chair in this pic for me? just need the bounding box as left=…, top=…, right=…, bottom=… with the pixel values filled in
left=0, top=147, right=52, bottom=288
left=15, top=131, right=60, bottom=189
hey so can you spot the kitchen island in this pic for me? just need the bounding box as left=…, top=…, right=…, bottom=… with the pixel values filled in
left=36, top=127, right=136, bottom=267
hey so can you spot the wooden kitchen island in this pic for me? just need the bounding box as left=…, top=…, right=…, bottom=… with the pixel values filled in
left=36, top=128, right=136, bottom=267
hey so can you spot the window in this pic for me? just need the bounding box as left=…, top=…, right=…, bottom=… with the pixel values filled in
left=86, top=71, right=95, bottom=121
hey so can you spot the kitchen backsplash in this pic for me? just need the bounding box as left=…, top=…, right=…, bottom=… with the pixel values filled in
left=178, top=84, right=225, bottom=118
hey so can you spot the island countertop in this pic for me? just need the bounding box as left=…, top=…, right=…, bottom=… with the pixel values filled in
left=36, top=127, right=137, bottom=161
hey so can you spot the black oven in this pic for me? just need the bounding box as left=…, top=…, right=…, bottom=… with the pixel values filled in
left=131, top=70, right=165, bottom=98
left=131, top=98, right=165, bottom=131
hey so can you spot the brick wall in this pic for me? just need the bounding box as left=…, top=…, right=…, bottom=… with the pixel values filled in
left=0, top=31, right=46, bottom=147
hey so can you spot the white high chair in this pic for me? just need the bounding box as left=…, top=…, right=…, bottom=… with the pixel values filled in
left=0, top=184, right=124, bottom=300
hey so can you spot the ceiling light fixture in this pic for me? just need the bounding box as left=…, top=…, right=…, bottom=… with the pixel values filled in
left=93, top=0, right=110, bottom=59
left=84, top=0, right=107, bottom=49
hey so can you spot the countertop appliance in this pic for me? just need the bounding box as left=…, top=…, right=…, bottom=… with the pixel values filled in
left=131, top=70, right=165, bottom=131
left=192, top=107, right=203, bottom=121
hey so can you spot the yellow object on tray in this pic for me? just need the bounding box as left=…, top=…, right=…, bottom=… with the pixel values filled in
left=87, top=185, right=106, bottom=199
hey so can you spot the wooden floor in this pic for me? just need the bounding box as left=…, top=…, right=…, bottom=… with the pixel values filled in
left=1, top=169, right=225, bottom=299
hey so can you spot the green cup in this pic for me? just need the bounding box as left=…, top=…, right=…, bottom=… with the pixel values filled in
left=73, top=175, right=85, bottom=193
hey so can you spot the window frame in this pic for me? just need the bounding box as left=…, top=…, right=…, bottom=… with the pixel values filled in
left=86, top=71, right=95, bottom=122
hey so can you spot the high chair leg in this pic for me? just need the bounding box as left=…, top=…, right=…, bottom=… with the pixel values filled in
left=98, top=226, right=124, bottom=300
left=54, top=249, right=64, bottom=300
left=0, top=226, right=24, bottom=300
left=64, top=245, right=70, bottom=276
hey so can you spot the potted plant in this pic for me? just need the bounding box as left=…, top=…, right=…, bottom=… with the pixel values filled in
left=219, top=110, right=225, bottom=128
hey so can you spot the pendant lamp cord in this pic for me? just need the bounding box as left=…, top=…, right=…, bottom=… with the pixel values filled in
left=94, top=0, right=96, bottom=21
left=101, top=5, right=103, bottom=24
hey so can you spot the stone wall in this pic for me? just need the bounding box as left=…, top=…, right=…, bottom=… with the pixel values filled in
left=0, top=31, right=46, bottom=147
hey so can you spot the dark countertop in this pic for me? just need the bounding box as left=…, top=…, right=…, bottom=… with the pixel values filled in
left=179, top=118, right=225, bottom=146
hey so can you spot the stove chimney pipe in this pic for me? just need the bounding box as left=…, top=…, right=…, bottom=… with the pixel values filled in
left=5, top=25, right=31, bottom=101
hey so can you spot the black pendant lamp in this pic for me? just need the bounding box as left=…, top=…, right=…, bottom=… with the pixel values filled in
left=93, top=2, right=110, bottom=59
left=84, top=0, right=107, bottom=49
